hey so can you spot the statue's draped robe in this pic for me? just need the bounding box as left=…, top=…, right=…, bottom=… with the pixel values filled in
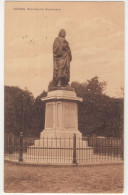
left=53, top=37, right=72, bottom=86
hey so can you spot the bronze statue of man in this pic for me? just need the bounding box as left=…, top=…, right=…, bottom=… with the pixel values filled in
left=53, top=29, right=72, bottom=87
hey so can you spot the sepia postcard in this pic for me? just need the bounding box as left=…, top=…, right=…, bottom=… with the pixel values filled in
left=2, top=0, right=126, bottom=194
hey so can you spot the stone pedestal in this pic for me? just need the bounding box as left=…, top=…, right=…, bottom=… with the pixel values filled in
left=40, top=90, right=82, bottom=138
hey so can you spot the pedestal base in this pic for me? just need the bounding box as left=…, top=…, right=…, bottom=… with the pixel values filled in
left=40, top=129, right=82, bottom=139
left=34, top=137, right=88, bottom=148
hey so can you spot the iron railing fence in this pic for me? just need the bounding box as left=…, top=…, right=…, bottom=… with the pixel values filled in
left=4, top=134, right=123, bottom=164
left=85, top=136, right=123, bottom=160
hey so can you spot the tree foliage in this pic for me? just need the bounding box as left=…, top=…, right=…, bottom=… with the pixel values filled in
left=4, top=86, right=46, bottom=137
left=71, top=77, right=123, bottom=137
left=71, top=76, right=107, bottom=98
left=5, top=86, right=34, bottom=136
left=31, top=98, right=46, bottom=137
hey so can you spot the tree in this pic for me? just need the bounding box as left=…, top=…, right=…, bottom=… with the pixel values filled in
left=4, top=86, right=34, bottom=136
left=36, top=90, right=47, bottom=99
left=86, top=76, right=107, bottom=95
left=4, top=86, right=47, bottom=137
left=71, top=76, right=107, bottom=98
left=71, top=77, right=123, bottom=137
left=32, top=91, right=47, bottom=137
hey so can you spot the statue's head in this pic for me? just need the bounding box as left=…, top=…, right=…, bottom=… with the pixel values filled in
left=58, top=29, right=66, bottom=38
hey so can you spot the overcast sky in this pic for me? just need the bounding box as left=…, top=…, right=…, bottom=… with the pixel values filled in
left=4, top=1, right=124, bottom=98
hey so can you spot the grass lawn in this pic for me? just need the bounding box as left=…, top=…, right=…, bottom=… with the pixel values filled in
left=4, top=162, right=123, bottom=193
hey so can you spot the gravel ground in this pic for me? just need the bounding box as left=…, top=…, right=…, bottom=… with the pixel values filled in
left=4, top=162, right=124, bottom=193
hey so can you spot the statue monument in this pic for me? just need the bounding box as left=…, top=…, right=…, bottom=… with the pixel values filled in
left=27, top=30, right=93, bottom=161
left=53, top=29, right=72, bottom=87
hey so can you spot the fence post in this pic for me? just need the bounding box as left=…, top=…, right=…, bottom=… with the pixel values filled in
left=19, top=131, right=23, bottom=162
left=73, top=134, right=77, bottom=164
